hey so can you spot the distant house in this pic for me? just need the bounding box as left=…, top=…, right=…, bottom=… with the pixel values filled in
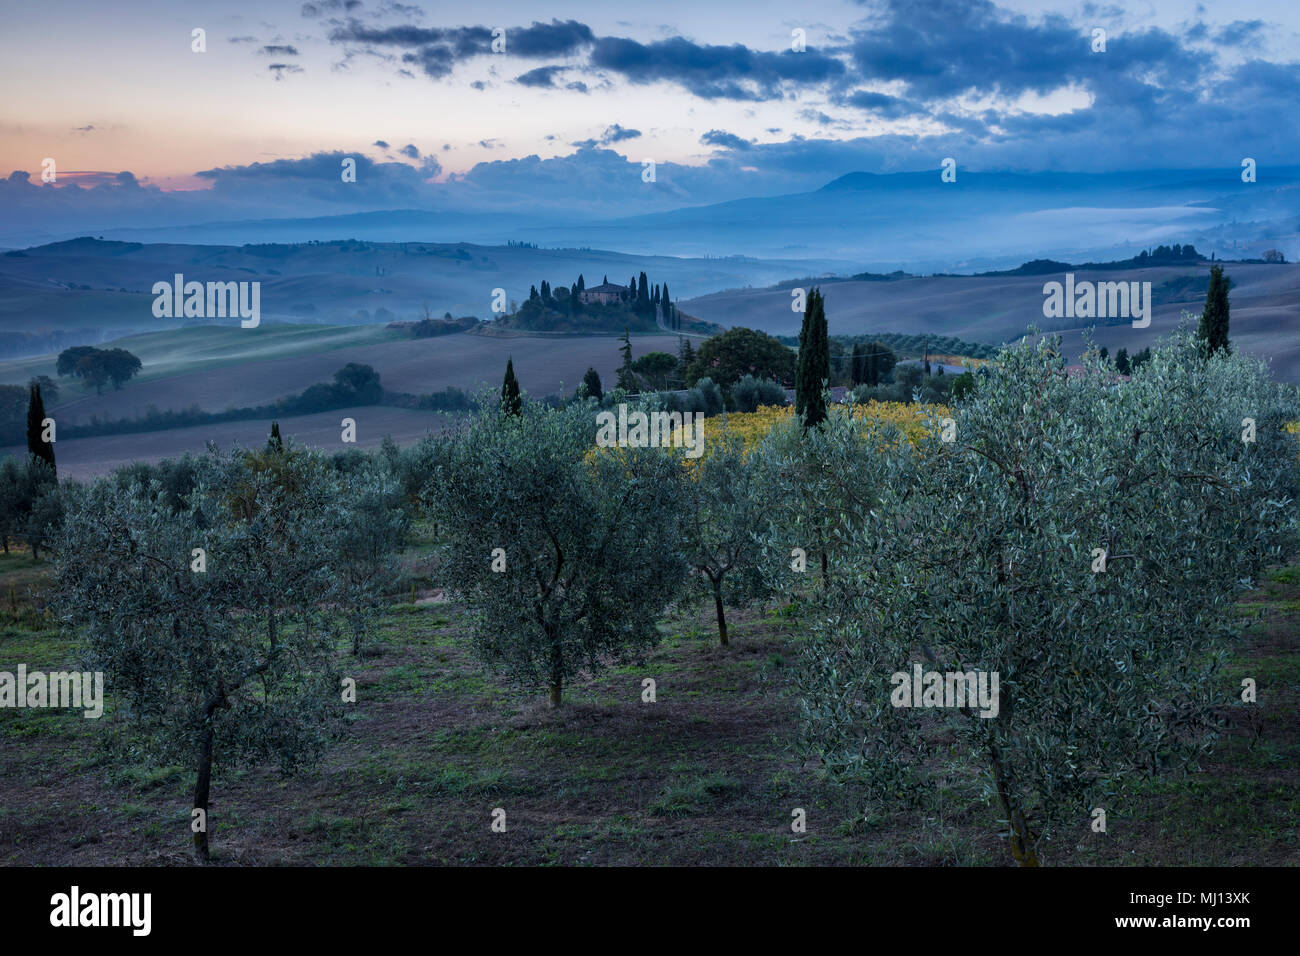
left=579, top=281, right=630, bottom=306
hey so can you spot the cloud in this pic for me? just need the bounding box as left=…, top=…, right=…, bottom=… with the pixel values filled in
left=701, top=129, right=752, bottom=150
left=260, top=44, right=300, bottom=56
left=400, top=143, right=420, bottom=158
left=1214, top=20, right=1266, bottom=47
left=303, top=0, right=362, bottom=18
left=506, top=19, right=595, bottom=57
left=516, top=65, right=564, bottom=88
left=268, top=63, right=305, bottom=80
left=73, top=124, right=97, bottom=134
left=589, top=35, right=846, bottom=101
left=848, top=0, right=1199, bottom=107
left=601, top=124, right=641, bottom=143
left=327, top=19, right=593, bottom=80
left=839, top=89, right=921, bottom=119
left=373, top=140, right=390, bottom=148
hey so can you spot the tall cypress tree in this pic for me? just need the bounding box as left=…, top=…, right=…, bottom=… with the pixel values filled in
left=268, top=421, right=283, bottom=451
left=26, top=383, right=55, bottom=477
left=1197, top=265, right=1231, bottom=355
left=796, top=289, right=829, bottom=429
left=617, top=328, right=635, bottom=390
left=502, top=358, right=522, bottom=415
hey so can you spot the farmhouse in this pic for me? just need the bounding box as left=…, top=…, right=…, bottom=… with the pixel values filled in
left=579, top=280, right=630, bottom=305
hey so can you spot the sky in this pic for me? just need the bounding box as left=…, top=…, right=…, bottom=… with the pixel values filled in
left=2, top=0, right=1299, bottom=236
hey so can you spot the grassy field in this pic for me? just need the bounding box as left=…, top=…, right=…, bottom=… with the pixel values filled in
left=1, top=530, right=1295, bottom=867
left=0, top=324, right=402, bottom=392
left=0, top=324, right=689, bottom=428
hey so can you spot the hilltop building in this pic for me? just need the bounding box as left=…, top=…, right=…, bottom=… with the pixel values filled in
left=578, top=280, right=631, bottom=305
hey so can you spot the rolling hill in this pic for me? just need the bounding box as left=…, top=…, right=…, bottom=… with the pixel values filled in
left=681, top=262, right=1300, bottom=382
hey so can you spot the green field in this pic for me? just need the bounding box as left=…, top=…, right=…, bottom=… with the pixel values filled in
left=0, top=324, right=402, bottom=400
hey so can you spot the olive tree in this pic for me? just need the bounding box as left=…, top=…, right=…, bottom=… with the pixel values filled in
left=426, top=399, right=688, bottom=706
left=678, top=430, right=771, bottom=645
left=749, top=402, right=905, bottom=593
left=335, top=459, right=409, bottom=655
left=788, top=332, right=1299, bottom=865
left=54, top=447, right=355, bottom=863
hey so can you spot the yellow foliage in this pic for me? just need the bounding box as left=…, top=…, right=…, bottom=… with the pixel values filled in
left=673, top=401, right=951, bottom=459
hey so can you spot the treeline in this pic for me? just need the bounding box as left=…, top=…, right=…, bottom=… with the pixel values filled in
left=776, top=332, right=999, bottom=361
left=976, top=243, right=1205, bottom=277
left=410, top=315, right=481, bottom=337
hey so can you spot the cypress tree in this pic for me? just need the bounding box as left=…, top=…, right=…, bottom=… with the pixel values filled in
left=850, top=342, right=866, bottom=385
left=1115, top=348, right=1131, bottom=375
left=502, top=358, right=522, bottom=415
left=268, top=421, right=283, bottom=451
left=26, top=383, right=55, bottom=477
left=617, top=328, right=635, bottom=390
left=637, top=272, right=649, bottom=304
left=1197, top=264, right=1231, bottom=355
left=796, top=288, right=829, bottom=429
left=576, top=275, right=585, bottom=292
